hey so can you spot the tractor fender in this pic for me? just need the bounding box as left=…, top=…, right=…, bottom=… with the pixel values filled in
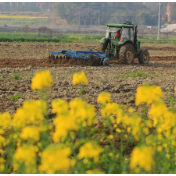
left=100, top=38, right=109, bottom=44
left=118, top=39, right=133, bottom=46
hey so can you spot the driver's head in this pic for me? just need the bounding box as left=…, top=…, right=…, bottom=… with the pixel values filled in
left=116, top=30, right=121, bottom=37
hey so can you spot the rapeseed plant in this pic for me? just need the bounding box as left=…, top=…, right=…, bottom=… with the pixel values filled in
left=97, top=92, right=111, bottom=104
left=0, top=70, right=176, bottom=174
left=12, top=100, right=47, bottom=129
left=72, top=72, right=88, bottom=86
left=135, top=84, right=164, bottom=106
left=130, top=146, right=154, bottom=173
left=51, top=99, right=69, bottom=114
left=39, top=145, right=74, bottom=174
left=78, top=141, right=102, bottom=162
left=13, top=144, right=37, bottom=174
left=0, top=112, right=11, bottom=130
left=20, top=126, right=41, bottom=142
left=72, top=72, right=88, bottom=99
left=31, top=70, right=53, bottom=90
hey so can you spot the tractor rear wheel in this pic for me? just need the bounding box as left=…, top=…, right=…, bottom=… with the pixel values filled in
left=138, top=50, right=149, bottom=64
left=119, top=44, right=134, bottom=64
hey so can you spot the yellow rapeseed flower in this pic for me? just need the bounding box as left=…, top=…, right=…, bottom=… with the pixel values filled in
left=53, top=113, right=78, bottom=142
left=0, top=157, right=5, bottom=171
left=13, top=145, right=37, bottom=174
left=20, top=126, right=41, bottom=142
left=51, top=99, right=69, bottom=114
left=97, top=92, right=111, bottom=104
left=69, top=98, right=96, bottom=126
left=39, top=145, right=74, bottom=174
left=160, top=111, right=176, bottom=132
left=135, top=85, right=164, bottom=106
left=53, top=98, right=96, bottom=142
left=72, top=72, right=88, bottom=86
left=0, top=149, right=3, bottom=154
left=12, top=100, right=47, bottom=129
left=143, top=127, right=149, bottom=135
left=148, top=101, right=167, bottom=127
left=0, top=129, right=4, bottom=135
left=100, top=102, right=118, bottom=117
left=148, top=101, right=176, bottom=133
left=31, top=70, right=53, bottom=90
left=130, top=146, right=154, bottom=172
left=157, top=146, right=163, bottom=152
left=128, top=107, right=134, bottom=113
left=130, top=117, right=142, bottom=141
left=116, top=128, right=121, bottom=133
left=166, top=154, right=170, bottom=159
left=108, top=135, right=114, bottom=139
left=0, top=112, right=11, bottom=130
left=78, top=141, right=102, bottom=162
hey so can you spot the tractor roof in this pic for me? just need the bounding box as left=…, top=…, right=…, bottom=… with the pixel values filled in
left=106, top=24, right=134, bottom=28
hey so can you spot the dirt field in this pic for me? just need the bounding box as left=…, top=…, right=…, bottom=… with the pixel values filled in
left=0, top=42, right=176, bottom=115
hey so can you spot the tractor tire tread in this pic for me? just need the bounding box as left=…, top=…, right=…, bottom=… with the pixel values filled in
left=119, top=44, right=134, bottom=64
left=138, top=49, right=149, bottom=64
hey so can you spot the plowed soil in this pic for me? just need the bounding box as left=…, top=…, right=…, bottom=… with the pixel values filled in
left=0, top=42, right=176, bottom=115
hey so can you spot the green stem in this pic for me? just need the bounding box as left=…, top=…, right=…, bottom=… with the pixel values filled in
left=120, top=123, right=124, bottom=172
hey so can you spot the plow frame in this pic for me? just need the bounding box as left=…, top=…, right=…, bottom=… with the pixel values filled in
left=49, top=50, right=109, bottom=66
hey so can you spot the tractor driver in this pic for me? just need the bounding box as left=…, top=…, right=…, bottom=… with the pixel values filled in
left=115, top=30, right=121, bottom=39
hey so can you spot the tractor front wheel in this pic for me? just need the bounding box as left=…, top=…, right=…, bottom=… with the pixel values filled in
left=119, top=44, right=134, bottom=64
left=138, top=50, right=149, bottom=64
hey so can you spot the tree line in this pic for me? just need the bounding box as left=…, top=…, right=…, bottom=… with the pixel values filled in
left=0, top=2, right=159, bottom=25
left=52, top=2, right=160, bottom=26
left=0, top=2, right=176, bottom=26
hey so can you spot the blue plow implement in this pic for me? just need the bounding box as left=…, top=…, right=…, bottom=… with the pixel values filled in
left=48, top=49, right=109, bottom=66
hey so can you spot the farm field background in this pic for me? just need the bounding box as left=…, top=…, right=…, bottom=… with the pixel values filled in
left=1, top=41, right=176, bottom=120
left=0, top=41, right=176, bottom=174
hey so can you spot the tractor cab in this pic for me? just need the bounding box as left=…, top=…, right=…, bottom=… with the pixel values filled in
left=99, top=22, right=149, bottom=65
left=105, top=28, right=121, bottom=40
left=120, top=27, right=134, bottom=42
left=101, top=23, right=138, bottom=49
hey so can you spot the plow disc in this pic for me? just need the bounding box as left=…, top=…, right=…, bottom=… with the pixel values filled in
left=48, top=50, right=109, bottom=66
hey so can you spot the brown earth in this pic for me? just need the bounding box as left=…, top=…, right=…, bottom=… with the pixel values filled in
left=0, top=42, right=176, bottom=115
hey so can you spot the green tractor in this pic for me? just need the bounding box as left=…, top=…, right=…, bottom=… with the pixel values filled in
left=100, top=21, right=149, bottom=64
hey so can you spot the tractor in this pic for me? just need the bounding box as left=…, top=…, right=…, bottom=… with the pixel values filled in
left=100, top=21, right=149, bottom=64
left=48, top=21, right=149, bottom=66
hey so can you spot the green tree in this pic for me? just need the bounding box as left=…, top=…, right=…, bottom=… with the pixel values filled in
left=136, top=10, right=157, bottom=25
left=52, top=2, right=159, bottom=25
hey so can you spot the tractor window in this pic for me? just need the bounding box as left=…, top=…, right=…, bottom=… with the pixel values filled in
left=121, top=28, right=130, bottom=40
left=106, top=30, right=109, bottom=38
left=106, top=28, right=121, bottom=39
left=106, top=31, right=118, bottom=39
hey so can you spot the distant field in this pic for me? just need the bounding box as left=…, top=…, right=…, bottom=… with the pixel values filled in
left=0, top=32, right=104, bottom=43
left=0, top=32, right=176, bottom=44
left=0, top=13, right=50, bottom=26
left=0, top=17, right=49, bottom=26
